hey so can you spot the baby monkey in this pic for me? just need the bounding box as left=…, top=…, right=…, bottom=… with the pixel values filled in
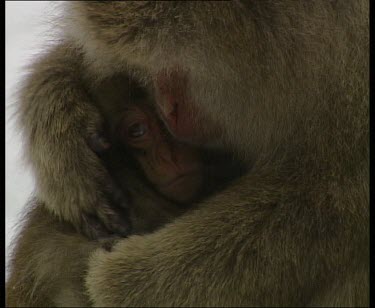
left=91, top=74, right=245, bottom=225
left=117, top=103, right=205, bottom=204
left=6, top=99, right=244, bottom=307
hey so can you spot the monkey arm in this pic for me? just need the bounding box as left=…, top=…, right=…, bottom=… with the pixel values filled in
left=6, top=201, right=99, bottom=307
left=85, top=174, right=368, bottom=307
left=18, top=41, right=131, bottom=239
left=6, top=190, right=184, bottom=307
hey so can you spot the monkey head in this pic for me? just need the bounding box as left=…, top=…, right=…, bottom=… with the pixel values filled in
left=118, top=104, right=204, bottom=204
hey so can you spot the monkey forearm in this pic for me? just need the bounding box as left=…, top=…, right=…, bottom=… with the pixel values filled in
left=6, top=201, right=99, bottom=307
left=6, top=192, right=185, bottom=308
left=18, top=41, right=130, bottom=238
left=85, top=175, right=368, bottom=307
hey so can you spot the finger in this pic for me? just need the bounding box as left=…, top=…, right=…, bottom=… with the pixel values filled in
left=96, top=205, right=132, bottom=237
left=88, top=132, right=111, bottom=153
left=80, top=213, right=114, bottom=240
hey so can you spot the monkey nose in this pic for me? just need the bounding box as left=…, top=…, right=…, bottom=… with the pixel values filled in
left=154, top=69, right=187, bottom=127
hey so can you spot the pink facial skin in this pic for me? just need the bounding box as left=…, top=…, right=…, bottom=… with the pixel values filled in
left=119, top=104, right=204, bottom=203
left=154, top=69, right=220, bottom=145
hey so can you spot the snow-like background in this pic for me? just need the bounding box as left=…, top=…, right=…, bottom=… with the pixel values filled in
left=6, top=1, right=59, bottom=272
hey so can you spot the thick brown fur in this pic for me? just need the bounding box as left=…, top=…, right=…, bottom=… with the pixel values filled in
left=6, top=162, right=187, bottom=307
left=15, top=41, right=134, bottom=239
left=8, top=1, right=369, bottom=307
left=76, top=1, right=368, bottom=306
left=6, top=94, right=243, bottom=307
left=7, top=59, right=244, bottom=307
left=6, top=202, right=97, bottom=307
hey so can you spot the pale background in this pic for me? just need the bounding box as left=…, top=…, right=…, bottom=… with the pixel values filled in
left=6, top=1, right=58, bottom=273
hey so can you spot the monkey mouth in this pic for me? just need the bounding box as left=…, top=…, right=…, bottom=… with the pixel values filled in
left=158, top=171, right=203, bottom=203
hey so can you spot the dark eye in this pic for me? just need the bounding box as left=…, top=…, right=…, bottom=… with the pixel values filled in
left=128, top=122, right=148, bottom=138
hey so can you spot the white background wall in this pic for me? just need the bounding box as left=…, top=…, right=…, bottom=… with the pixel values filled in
left=6, top=1, right=57, bottom=272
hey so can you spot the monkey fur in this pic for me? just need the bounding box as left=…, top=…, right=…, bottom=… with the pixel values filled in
left=6, top=138, right=196, bottom=307
left=7, top=105, right=244, bottom=307
left=8, top=1, right=369, bottom=307
left=7, top=64, right=245, bottom=308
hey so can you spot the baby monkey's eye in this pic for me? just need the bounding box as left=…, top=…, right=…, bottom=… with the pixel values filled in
left=128, top=122, right=148, bottom=138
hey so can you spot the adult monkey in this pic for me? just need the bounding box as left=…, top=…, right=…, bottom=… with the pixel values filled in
left=76, top=1, right=368, bottom=306
left=12, top=0, right=368, bottom=307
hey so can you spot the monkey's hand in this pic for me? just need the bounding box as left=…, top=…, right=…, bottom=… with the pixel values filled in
left=98, top=235, right=122, bottom=252
left=18, top=42, right=132, bottom=240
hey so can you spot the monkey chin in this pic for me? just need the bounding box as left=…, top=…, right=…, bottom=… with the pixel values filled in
left=157, top=171, right=204, bottom=204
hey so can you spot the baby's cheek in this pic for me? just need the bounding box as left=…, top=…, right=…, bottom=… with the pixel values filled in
left=159, top=171, right=204, bottom=203
left=136, top=153, right=177, bottom=186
